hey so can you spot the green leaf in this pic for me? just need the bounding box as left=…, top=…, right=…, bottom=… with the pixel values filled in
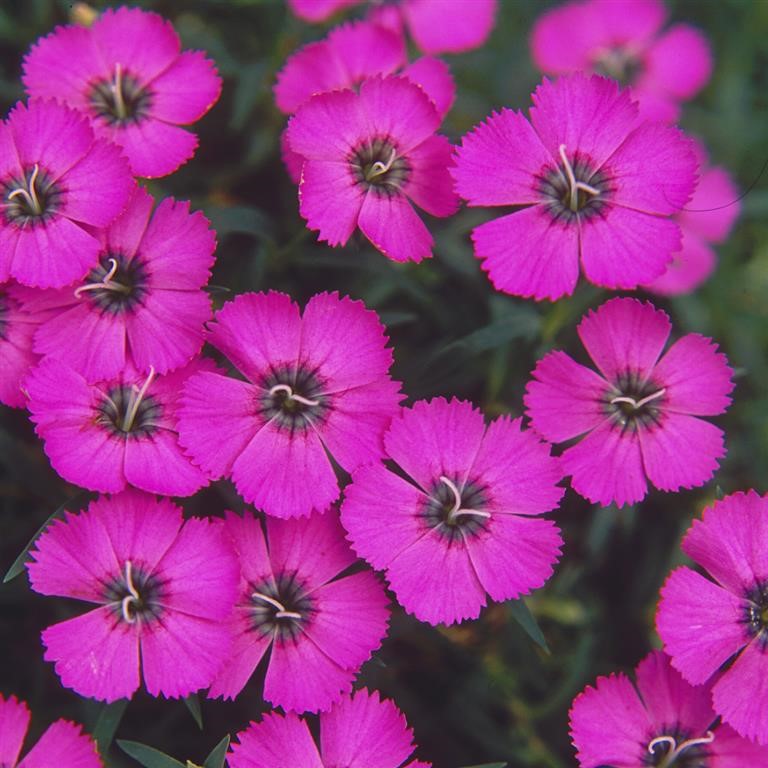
left=117, top=740, right=185, bottom=768
left=3, top=491, right=87, bottom=583
left=92, top=699, right=129, bottom=757
left=203, top=734, right=230, bottom=768
left=183, top=693, right=203, bottom=729
left=508, top=598, right=549, bottom=654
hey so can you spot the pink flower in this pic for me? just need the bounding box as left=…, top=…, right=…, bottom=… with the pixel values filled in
left=524, top=297, right=733, bottom=508
left=0, top=694, right=101, bottom=768
left=645, top=144, right=740, bottom=296
left=26, top=489, right=239, bottom=702
left=657, top=491, right=768, bottom=746
left=208, top=509, right=389, bottom=711
left=23, top=7, right=222, bottom=178
left=287, top=75, right=459, bottom=262
left=177, top=291, right=402, bottom=519
left=20, top=186, right=215, bottom=382
left=288, top=0, right=497, bottom=55
left=341, top=398, right=564, bottom=625
left=530, top=0, right=712, bottom=122
left=0, top=99, right=133, bottom=288
left=451, top=73, right=697, bottom=300
left=25, top=357, right=213, bottom=497
left=228, top=688, right=431, bottom=768
left=569, top=650, right=768, bottom=768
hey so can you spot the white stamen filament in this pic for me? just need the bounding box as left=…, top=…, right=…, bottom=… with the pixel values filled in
left=112, top=63, right=127, bottom=120
left=120, top=559, right=140, bottom=624
left=252, top=591, right=302, bottom=620
left=269, top=383, right=320, bottom=408
left=7, top=164, right=43, bottom=215
left=121, top=366, right=156, bottom=432
left=366, top=147, right=397, bottom=180
left=73, top=258, right=130, bottom=298
left=439, top=475, right=491, bottom=524
left=610, top=387, right=666, bottom=411
left=558, top=144, right=600, bottom=212
left=648, top=731, right=715, bottom=768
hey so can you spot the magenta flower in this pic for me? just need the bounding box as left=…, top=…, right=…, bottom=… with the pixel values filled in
left=208, top=509, right=389, bottom=711
left=177, top=291, right=402, bottom=518
left=228, top=688, right=431, bottom=768
left=531, top=0, right=712, bottom=122
left=0, top=99, right=133, bottom=288
left=25, top=357, right=213, bottom=497
left=23, top=7, right=222, bottom=178
left=451, top=74, right=697, bottom=300
left=21, top=186, right=215, bottom=382
left=569, top=650, right=768, bottom=768
left=524, top=298, right=733, bottom=508
left=0, top=694, right=101, bottom=768
left=657, top=491, right=768, bottom=746
left=26, top=489, right=239, bottom=702
left=645, top=147, right=740, bottom=296
left=341, top=398, right=564, bottom=625
left=287, top=75, right=459, bottom=262
left=288, top=0, right=497, bottom=55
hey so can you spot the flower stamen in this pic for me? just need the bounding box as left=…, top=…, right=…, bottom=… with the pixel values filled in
left=558, top=144, right=600, bottom=212
left=610, top=387, right=666, bottom=410
left=439, top=475, right=491, bottom=523
left=268, top=383, right=320, bottom=408
left=73, top=258, right=131, bottom=298
left=252, top=591, right=302, bottom=620
left=7, top=164, right=43, bottom=215
left=122, top=366, right=156, bottom=432
left=120, top=559, right=141, bottom=624
left=648, top=731, right=715, bottom=767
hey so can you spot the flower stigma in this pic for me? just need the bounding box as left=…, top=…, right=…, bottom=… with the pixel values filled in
left=647, top=731, right=715, bottom=768
left=439, top=475, right=491, bottom=524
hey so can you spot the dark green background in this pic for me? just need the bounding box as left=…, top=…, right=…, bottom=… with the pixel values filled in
left=1, top=1, right=767, bottom=766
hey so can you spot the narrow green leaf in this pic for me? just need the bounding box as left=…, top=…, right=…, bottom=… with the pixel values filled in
left=92, top=699, right=129, bottom=756
left=117, top=740, right=185, bottom=768
left=3, top=492, right=86, bottom=583
left=183, top=693, right=203, bottom=730
left=203, top=734, right=230, bottom=768
left=508, top=598, right=550, bottom=654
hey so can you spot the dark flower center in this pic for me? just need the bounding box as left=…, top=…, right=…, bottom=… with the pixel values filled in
left=249, top=571, right=315, bottom=641
left=259, top=365, right=330, bottom=433
left=643, top=726, right=715, bottom=768
left=76, top=253, right=148, bottom=314
left=538, top=145, right=612, bottom=223
left=104, top=560, right=164, bottom=624
left=604, top=371, right=666, bottom=432
left=422, top=474, right=490, bottom=540
left=89, top=64, right=153, bottom=126
left=350, top=137, right=410, bottom=196
left=593, top=47, right=642, bottom=86
left=2, top=164, right=63, bottom=226
left=743, top=581, right=768, bottom=649
left=95, top=369, right=161, bottom=438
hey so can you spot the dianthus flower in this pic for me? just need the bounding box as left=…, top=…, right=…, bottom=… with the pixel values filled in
left=530, top=0, right=711, bottom=121
left=287, top=75, right=459, bottom=262
left=341, top=398, right=564, bottom=625
left=569, top=650, right=768, bottom=768
left=524, top=298, right=733, bottom=508
left=657, top=491, right=768, bottom=746
left=288, top=0, right=496, bottom=55
left=25, top=357, right=212, bottom=496
left=645, top=143, right=740, bottom=296
left=451, top=74, right=697, bottom=300
left=26, top=489, right=239, bottom=702
left=228, top=688, right=430, bottom=768
left=177, top=291, right=401, bottom=518
left=0, top=99, right=133, bottom=288
left=23, top=7, right=222, bottom=178
left=20, top=186, right=215, bottom=382
left=0, top=694, right=101, bottom=768
left=209, top=509, right=389, bottom=711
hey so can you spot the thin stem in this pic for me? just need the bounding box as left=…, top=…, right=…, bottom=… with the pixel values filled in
left=121, top=366, right=155, bottom=432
